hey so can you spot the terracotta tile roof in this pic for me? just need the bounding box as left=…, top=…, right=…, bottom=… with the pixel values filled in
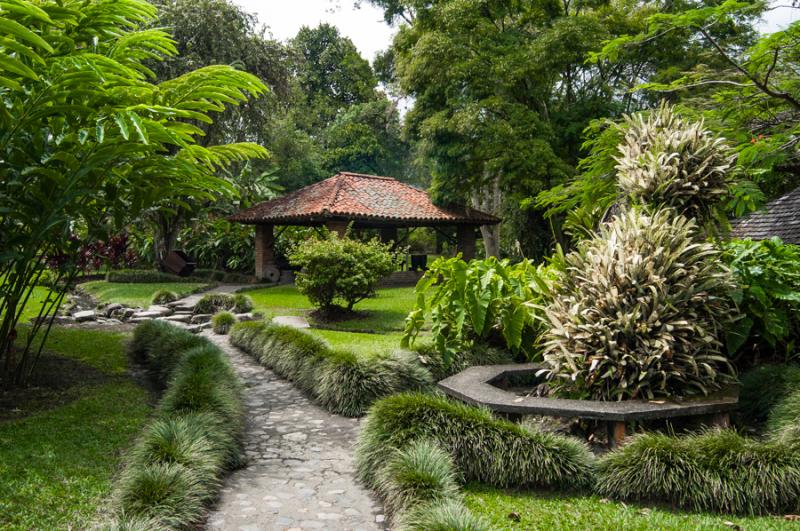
left=229, top=172, right=500, bottom=226
left=730, top=185, right=800, bottom=244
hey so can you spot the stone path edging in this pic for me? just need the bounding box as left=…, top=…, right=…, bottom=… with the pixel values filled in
left=202, top=331, right=385, bottom=531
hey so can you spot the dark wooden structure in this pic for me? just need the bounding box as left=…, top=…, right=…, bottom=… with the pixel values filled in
left=229, top=172, right=501, bottom=281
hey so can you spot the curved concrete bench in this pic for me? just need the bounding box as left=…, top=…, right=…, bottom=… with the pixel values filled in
left=438, top=363, right=738, bottom=447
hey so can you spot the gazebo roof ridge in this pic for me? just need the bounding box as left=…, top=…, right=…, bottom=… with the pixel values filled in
left=229, top=171, right=500, bottom=227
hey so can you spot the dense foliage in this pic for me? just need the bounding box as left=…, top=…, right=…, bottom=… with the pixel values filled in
left=0, top=0, right=266, bottom=387
left=290, top=235, right=397, bottom=312
left=541, top=208, right=738, bottom=400
left=722, top=238, right=800, bottom=362
left=403, top=256, right=554, bottom=363
left=229, top=321, right=431, bottom=416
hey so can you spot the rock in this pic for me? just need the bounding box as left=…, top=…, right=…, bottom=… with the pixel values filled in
left=130, top=310, right=162, bottom=320
left=73, top=310, right=96, bottom=322
left=236, top=313, right=256, bottom=322
left=104, top=303, right=123, bottom=317
left=147, top=305, right=173, bottom=316
left=161, top=314, right=192, bottom=324
left=122, top=308, right=136, bottom=319
left=186, top=322, right=210, bottom=334
left=190, top=313, right=212, bottom=324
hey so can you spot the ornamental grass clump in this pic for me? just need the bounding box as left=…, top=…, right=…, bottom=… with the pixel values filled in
left=616, top=103, right=734, bottom=223
left=396, top=498, right=490, bottom=531
left=193, top=293, right=252, bottom=315
left=356, top=392, right=593, bottom=490
left=211, top=311, right=237, bottom=335
left=541, top=207, right=738, bottom=400
left=151, top=289, right=179, bottom=305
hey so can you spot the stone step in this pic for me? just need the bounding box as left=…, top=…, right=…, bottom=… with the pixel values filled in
left=161, top=314, right=192, bottom=324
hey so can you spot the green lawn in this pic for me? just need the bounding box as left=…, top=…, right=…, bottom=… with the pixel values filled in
left=464, top=484, right=796, bottom=530
left=0, top=327, right=152, bottom=530
left=245, top=284, right=417, bottom=332
left=309, top=329, right=406, bottom=356
left=81, top=280, right=208, bottom=307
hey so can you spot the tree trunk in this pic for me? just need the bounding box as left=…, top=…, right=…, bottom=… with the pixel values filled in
left=152, top=211, right=183, bottom=269
left=472, top=173, right=503, bottom=257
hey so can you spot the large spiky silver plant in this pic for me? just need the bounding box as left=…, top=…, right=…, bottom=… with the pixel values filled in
left=541, top=208, right=738, bottom=401
left=616, top=103, right=734, bottom=223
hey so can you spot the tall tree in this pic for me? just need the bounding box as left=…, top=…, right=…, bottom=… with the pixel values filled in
left=0, top=0, right=267, bottom=386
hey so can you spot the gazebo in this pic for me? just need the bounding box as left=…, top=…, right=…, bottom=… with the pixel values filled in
left=229, top=172, right=501, bottom=281
left=730, top=185, right=800, bottom=244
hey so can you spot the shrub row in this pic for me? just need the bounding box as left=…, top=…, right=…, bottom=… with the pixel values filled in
left=597, top=367, right=800, bottom=515
left=229, top=321, right=432, bottom=416
left=373, top=439, right=490, bottom=530
left=111, top=321, right=244, bottom=529
left=355, top=392, right=594, bottom=491
left=106, top=269, right=253, bottom=284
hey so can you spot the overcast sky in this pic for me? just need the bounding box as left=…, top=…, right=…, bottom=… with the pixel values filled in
left=235, top=1, right=796, bottom=64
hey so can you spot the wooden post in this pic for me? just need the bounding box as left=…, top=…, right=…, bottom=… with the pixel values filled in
left=254, top=224, right=276, bottom=281
left=607, top=421, right=626, bottom=449
left=326, top=220, right=348, bottom=237
left=456, top=225, right=476, bottom=261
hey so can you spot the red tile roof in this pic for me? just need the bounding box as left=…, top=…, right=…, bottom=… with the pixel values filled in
left=229, top=172, right=500, bottom=226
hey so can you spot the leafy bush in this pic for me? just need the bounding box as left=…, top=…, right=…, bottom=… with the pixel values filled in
left=211, top=312, right=237, bottom=335
left=403, top=256, right=554, bottom=364
left=541, top=208, right=738, bottom=400
left=193, top=293, right=251, bottom=315
left=737, top=364, right=800, bottom=426
left=722, top=238, right=800, bottom=361
left=412, top=342, right=514, bottom=382
left=178, top=218, right=254, bottom=272
left=616, top=102, right=734, bottom=224
left=151, top=290, right=179, bottom=305
left=289, top=234, right=397, bottom=311
left=375, top=440, right=462, bottom=519
left=355, top=392, right=593, bottom=491
left=596, top=429, right=800, bottom=515
left=113, top=322, right=244, bottom=527
left=229, top=321, right=432, bottom=416
left=396, top=499, right=490, bottom=531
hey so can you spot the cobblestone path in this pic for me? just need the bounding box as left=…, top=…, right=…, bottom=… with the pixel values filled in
left=203, top=332, right=385, bottom=531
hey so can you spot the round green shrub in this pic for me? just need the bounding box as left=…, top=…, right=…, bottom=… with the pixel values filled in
left=395, top=499, right=490, bottom=531
left=151, top=289, right=179, bottom=305
left=289, top=234, right=397, bottom=312
left=375, top=439, right=461, bottom=518
left=211, top=311, right=237, bottom=335
left=114, top=462, right=206, bottom=529
left=542, top=207, right=738, bottom=400
left=193, top=293, right=235, bottom=315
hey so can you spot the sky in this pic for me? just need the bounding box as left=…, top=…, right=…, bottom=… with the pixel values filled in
left=236, top=1, right=796, bottom=65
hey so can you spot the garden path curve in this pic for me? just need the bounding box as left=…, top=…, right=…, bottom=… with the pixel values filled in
left=202, top=331, right=385, bottom=531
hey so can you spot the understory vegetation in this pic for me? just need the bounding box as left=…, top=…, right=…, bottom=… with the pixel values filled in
left=229, top=320, right=431, bottom=416
left=81, top=281, right=207, bottom=308
left=0, top=327, right=150, bottom=530
left=110, top=321, right=244, bottom=528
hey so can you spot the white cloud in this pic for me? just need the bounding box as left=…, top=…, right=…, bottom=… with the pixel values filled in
left=233, top=0, right=396, bottom=62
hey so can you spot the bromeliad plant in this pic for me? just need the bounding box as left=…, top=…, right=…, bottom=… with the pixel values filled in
left=402, top=256, right=555, bottom=364
left=541, top=208, right=738, bottom=401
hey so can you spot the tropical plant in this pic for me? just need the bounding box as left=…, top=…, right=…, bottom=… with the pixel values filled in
left=722, top=238, right=800, bottom=362
left=541, top=208, right=738, bottom=400
left=289, top=234, right=397, bottom=312
left=0, top=0, right=267, bottom=387
left=403, top=256, right=555, bottom=364
left=615, top=103, right=735, bottom=225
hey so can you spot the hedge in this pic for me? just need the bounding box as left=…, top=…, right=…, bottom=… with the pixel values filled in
left=106, top=269, right=207, bottom=283
left=110, top=321, right=244, bottom=528
left=229, top=321, right=432, bottom=417
left=598, top=374, right=800, bottom=516
left=355, top=392, right=594, bottom=492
